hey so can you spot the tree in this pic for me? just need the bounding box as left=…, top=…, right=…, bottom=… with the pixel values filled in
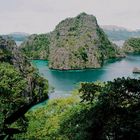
left=55, top=78, right=140, bottom=140
left=12, top=77, right=140, bottom=140
left=14, top=96, right=79, bottom=139
left=79, top=77, right=140, bottom=139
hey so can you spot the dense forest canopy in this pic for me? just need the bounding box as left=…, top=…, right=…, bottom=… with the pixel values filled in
left=20, top=34, right=50, bottom=59
left=0, top=36, right=49, bottom=139
left=123, top=38, right=140, bottom=53
left=15, top=78, right=140, bottom=140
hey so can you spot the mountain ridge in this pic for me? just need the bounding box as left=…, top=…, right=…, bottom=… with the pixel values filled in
left=102, top=25, right=140, bottom=41
left=2, top=32, right=29, bottom=42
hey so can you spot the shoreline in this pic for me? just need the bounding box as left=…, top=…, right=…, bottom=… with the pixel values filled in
left=31, top=57, right=125, bottom=72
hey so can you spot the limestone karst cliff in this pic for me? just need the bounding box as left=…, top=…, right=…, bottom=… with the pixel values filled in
left=20, top=13, right=122, bottom=70
left=49, top=13, right=120, bottom=70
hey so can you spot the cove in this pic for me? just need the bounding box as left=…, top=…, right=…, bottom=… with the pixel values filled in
left=31, top=54, right=140, bottom=97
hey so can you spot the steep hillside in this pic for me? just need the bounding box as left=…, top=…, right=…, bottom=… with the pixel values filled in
left=49, top=13, right=120, bottom=70
left=0, top=36, right=48, bottom=138
left=123, top=37, right=140, bottom=53
left=20, top=34, right=50, bottom=59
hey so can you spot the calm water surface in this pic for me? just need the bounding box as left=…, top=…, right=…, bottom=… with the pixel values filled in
left=16, top=41, right=23, bottom=46
left=32, top=54, right=140, bottom=97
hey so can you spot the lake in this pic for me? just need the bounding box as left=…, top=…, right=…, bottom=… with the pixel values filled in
left=32, top=54, right=140, bottom=97
left=16, top=41, right=23, bottom=46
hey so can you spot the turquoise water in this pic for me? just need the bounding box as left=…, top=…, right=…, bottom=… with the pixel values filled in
left=32, top=54, right=140, bottom=96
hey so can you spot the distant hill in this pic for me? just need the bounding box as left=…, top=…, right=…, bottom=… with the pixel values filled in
left=2, top=32, right=29, bottom=42
left=102, top=25, right=140, bottom=41
left=123, top=37, right=140, bottom=53
left=20, top=34, right=50, bottom=59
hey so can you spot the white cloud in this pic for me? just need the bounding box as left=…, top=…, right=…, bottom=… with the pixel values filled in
left=0, top=0, right=140, bottom=34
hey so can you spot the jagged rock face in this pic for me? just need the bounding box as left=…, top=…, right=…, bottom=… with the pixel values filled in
left=0, top=36, right=31, bottom=74
left=49, top=13, right=118, bottom=70
left=0, top=36, right=15, bottom=63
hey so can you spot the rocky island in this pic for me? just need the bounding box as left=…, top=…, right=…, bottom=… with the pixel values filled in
left=20, top=13, right=123, bottom=70
left=49, top=13, right=121, bottom=70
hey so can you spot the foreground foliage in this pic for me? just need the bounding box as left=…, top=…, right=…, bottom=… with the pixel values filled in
left=15, top=96, right=80, bottom=139
left=0, top=36, right=49, bottom=139
left=79, top=78, right=140, bottom=139
left=16, top=77, right=140, bottom=140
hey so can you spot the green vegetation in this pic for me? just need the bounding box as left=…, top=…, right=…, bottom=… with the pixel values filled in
left=0, top=62, right=27, bottom=133
left=96, top=28, right=118, bottom=59
left=14, top=95, right=80, bottom=139
left=78, top=47, right=88, bottom=62
left=0, top=36, right=14, bottom=62
left=20, top=34, right=50, bottom=59
left=0, top=36, right=49, bottom=139
left=123, top=38, right=140, bottom=53
left=78, top=78, right=140, bottom=139
left=15, top=77, right=140, bottom=140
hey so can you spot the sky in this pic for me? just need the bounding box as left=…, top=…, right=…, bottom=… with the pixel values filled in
left=0, top=0, right=140, bottom=34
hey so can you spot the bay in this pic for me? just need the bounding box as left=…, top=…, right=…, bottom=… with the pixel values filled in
left=31, top=54, right=140, bottom=97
